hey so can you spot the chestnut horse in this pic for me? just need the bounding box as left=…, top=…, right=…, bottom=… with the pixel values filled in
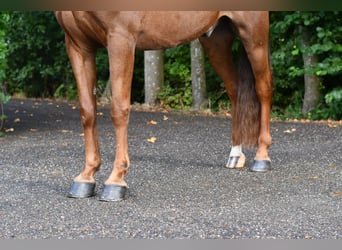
left=55, top=11, right=273, bottom=201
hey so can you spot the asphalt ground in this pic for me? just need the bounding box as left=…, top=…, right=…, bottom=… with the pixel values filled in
left=0, top=98, right=341, bottom=239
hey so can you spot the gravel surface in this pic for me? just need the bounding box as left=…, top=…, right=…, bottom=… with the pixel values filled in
left=0, top=98, right=341, bottom=239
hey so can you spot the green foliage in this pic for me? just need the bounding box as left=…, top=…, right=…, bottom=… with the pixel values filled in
left=0, top=13, right=10, bottom=135
left=324, top=88, right=342, bottom=120
left=0, top=91, right=10, bottom=136
left=0, top=13, right=7, bottom=82
left=53, top=83, right=78, bottom=100
left=0, top=91, right=10, bottom=103
left=159, top=44, right=230, bottom=111
left=93, top=48, right=110, bottom=100
left=307, top=88, right=342, bottom=120
left=2, top=11, right=72, bottom=97
left=1, top=12, right=87, bottom=100
left=158, top=82, right=192, bottom=110
left=159, top=45, right=193, bottom=110
left=270, top=11, right=342, bottom=120
left=270, top=12, right=305, bottom=112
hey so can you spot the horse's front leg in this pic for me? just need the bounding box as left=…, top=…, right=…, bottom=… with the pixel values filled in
left=99, top=35, right=135, bottom=202
left=65, top=37, right=101, bottom=198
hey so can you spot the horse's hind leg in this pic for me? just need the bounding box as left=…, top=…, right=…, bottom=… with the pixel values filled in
left=199, top=17, right=246, bottom=169
left=234, top=12, right=273, bottom=171
left=65, top=36, right=101, bottom=198
left=99, top=34, right=134, bottom=202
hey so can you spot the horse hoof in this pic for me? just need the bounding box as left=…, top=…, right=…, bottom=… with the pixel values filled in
left=226, top=156, right=245, bottom=169
left=251, top=160, right=272, bottom=172
left=67, top=181, right=96, bottom=198
left=99, top=184, right=127, bottom=202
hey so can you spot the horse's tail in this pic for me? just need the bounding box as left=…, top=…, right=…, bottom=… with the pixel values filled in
left=234, top=46, right=261, bottom=147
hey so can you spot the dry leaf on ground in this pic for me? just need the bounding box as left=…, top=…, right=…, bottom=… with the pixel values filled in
left=330, top=192, right=342, bottom=197
left=147, top=120, right=158, bottom=125
left=284, top=128, right=296, bottom=134
left=147, top=137, right=157, bottom=143
left=328, top=123, right=337, bottom=128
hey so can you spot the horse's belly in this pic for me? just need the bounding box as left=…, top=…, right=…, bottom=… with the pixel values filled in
left=134, top=11, right=219, bottom=50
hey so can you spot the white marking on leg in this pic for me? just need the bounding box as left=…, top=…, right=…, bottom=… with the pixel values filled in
left=229, top=145, right=242, bottom=157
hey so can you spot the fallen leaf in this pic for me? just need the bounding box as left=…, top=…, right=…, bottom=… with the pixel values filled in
left=30, top=128, right=37, bottom=132
left=284, top=128, right=296, bottom=134
left=330, top=192, right=342, bottom=197
left=147, top=120, right=158, bottom=125
left=51, top=170, right=64, bottom=175
left=292, top=176, right=300, bottom=179
left=328, top=123, right=337, bottom=128
left=147, top=137, right=157, bottom=143
left=61, top=130, right=72, bottom=133
left=328, top=163, right=336, bottom=168
left=79, top=133, right=84, bottom=137
left=163, top=115, right=169, bottom=121
left=308, top=176, right=319, bottom=180
left=14, top=118, right=21, bottom=123
left=97, top=112, right=103, bottom=116
left=5, top=128, right=14, bottom=132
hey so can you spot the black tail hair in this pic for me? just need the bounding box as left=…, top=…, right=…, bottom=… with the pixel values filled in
left=234, top=46, right=261, bottom=147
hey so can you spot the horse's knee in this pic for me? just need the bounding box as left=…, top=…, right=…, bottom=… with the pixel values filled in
left=111, top=103, right=130, bottom=126
left=80, top=105, right=96, bottom=127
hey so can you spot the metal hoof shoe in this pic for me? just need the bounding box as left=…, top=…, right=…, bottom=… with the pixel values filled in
left=99, top=184, right=127, bottom=202
left=67, top=181, right=96, bottom=198
left=251, top=160, right=272, bottom=172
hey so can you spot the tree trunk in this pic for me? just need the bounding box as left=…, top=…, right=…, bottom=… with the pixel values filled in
left=300, top=25, right=321, bottom=114
left=144, top=50, right=164, bottom=107
left=99, top=79, right=111, bottom=104
left=191, top=39, right=208, bottom=111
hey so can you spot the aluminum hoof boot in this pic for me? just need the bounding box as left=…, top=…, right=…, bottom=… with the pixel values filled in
left=67, top=181, right=96, bottom=198
left=99, top=184, right=127, bottom=202
left=251, top=160, right=272, bottom=172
